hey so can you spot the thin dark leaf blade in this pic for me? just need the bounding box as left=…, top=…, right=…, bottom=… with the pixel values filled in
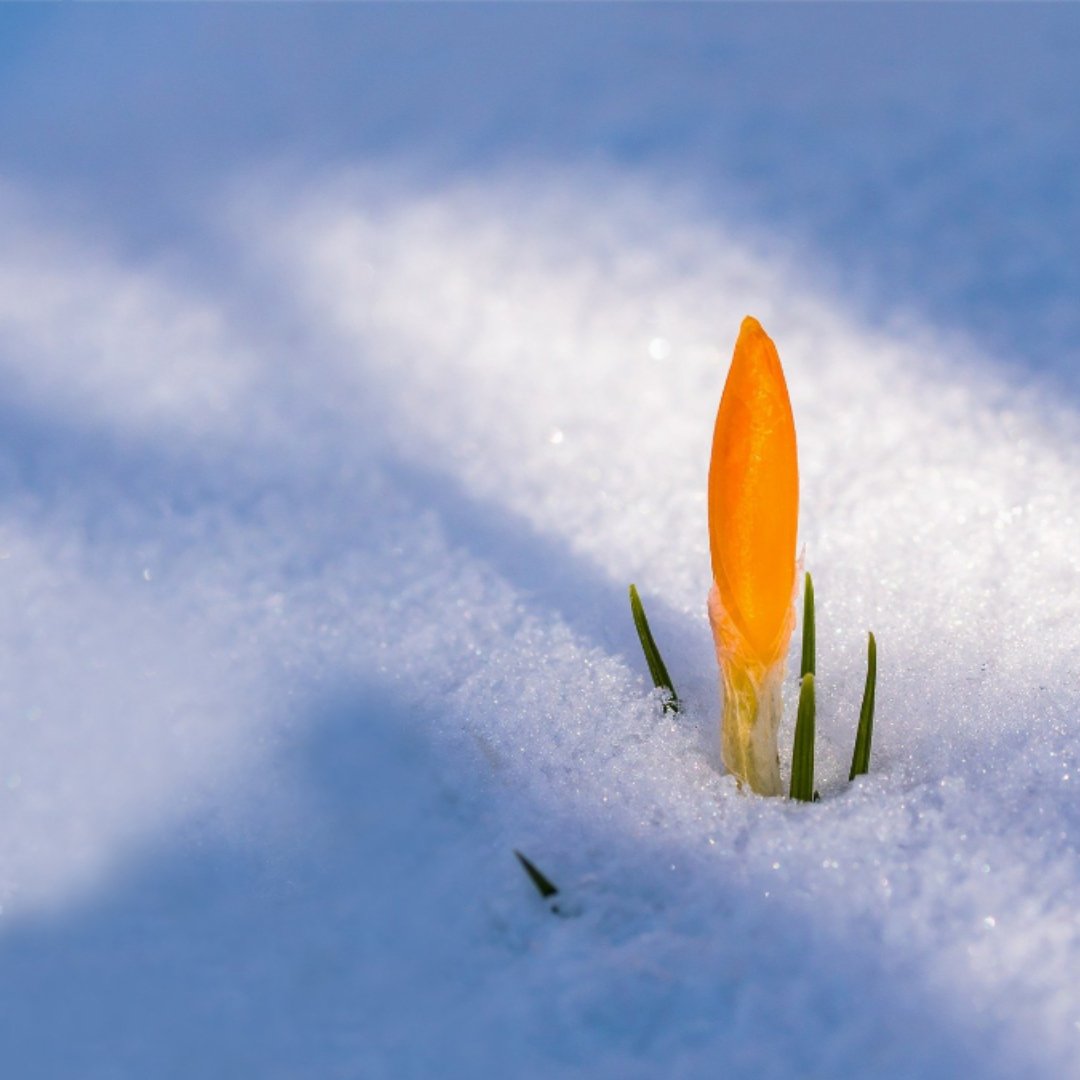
left=514, top=850, right=559, bottom=899
left=628, top=584, right=679, bottom=713
left=849, top=632, right=877, bottom=780
left=800, top=571, right=816, bottom=679
left=789, top=673, right=816, bottom=802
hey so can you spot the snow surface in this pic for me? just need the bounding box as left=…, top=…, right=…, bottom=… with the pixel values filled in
left=2, top=8, right=1080, bottom=1080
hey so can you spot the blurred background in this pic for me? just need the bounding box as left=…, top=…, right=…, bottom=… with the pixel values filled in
left=2, top=5, right=1079, bottom=381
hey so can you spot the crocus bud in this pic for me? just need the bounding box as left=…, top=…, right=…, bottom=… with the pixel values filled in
left=708, top=316, right=799, bottom=794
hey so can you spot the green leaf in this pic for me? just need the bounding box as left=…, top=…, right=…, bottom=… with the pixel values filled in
left=849, top=632, right=877, bottom=780
left=800, top=571, right=815, bottom=679
left=789, top=672, right=816, bottom=802
left=514, top=850, right=559, bottom=899
left=628, top=584, right=679, bottom=713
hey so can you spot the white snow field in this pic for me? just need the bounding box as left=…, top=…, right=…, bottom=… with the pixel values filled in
left=2, top=7, right=1080, bottom=1080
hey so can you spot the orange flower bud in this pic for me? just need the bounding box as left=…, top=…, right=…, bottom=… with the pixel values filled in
left=708, top=317, right=799, bottom=794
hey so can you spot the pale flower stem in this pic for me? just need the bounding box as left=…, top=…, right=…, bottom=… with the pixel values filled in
left=709, top=584, right=785, bottom=795
left=720, top=663, right=784, bottom=795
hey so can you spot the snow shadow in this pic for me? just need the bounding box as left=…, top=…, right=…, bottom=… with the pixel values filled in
left=0, top=675, right=1040, bottom=1080
left=380, top=455, right=698, bottom=681
left=0, top=380, right=689, bottom=691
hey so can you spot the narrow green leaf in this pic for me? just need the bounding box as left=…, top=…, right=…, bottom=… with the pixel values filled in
left=628, top=584, right=679, bottom=713
left=849, top=632, right=877, bottom=780
left=789, top=672, right=816, bottom=802
left=800, top=571, right=816, bottom=679
left=514, top=850, right=559, bottom=899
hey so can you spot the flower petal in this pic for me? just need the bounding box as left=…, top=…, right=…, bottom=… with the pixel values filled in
left=708, top=316, right=799, bottom=667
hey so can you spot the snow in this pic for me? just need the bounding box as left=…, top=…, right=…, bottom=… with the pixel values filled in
left=2, top=7, right=1080, bottom=1079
